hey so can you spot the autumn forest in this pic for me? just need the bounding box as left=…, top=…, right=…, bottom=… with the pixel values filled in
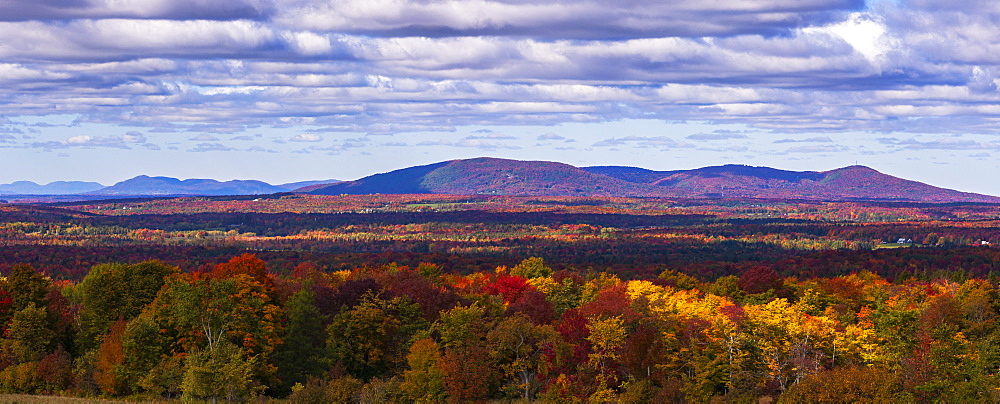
left=2, top=194, right=1000, bottom=402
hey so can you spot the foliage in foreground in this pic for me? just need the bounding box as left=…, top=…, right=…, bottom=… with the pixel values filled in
left=0, top=254, right=999, bottom=402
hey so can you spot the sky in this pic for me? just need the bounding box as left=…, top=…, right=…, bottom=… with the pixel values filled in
left=3, top=0, right=1000, bottom=194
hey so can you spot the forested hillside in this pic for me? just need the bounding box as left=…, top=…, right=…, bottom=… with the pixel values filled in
left=310, top=158, right=1000, bottom=203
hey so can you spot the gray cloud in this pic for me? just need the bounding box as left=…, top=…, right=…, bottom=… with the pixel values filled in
left=275, top=0, right=862, bottom=39
left=3, top=0, right=1000, bottom=140
left=416, top=137, right=520, bottom=150
left=593, top=135, right=694, bottom=149
left=189, top=134, right=219, bottom=141
left=698, top=145, right=751, bottom=152
left=781, top=145, right=850, bottom=153
left=0, top=0, right=274, bottom=22
left=686, top=130, right=749, bottom=141
left=881, top=137, right=1000, bottom=150
left=465, top=132, right=517, bottom=140
left=188, top=142, right=236, bottom=152
left=773, top=136, right=834, bottom=143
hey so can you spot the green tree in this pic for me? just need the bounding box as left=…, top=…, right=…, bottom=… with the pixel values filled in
left=658, top=269, right=701, bottom=291
left=326, top=292, right=426, bottom=381
left=181, top=340, right=260, bottom=403
left=5, top=303, right=55, bottom=363
left=5, top=264, right=50, bottom=313
left=435, top=304, right=490, bottom=349
left=120, top=314, right=170, bottom=395
left=271, top=286, right=327, bottom=395
left=145, top=272, right=284, bottom=393
left=76, top=261, right=177, bottom=353
left=510, top=257, right=552, bottom=279
left=709, top=275, right=745, bottom=301
left=154, top=274, right=283, bottom=356
left=139, top=353, right=185, bottom=399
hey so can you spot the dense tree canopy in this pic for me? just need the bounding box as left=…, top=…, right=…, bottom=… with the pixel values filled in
left=0, top=255, right=993, bottom=401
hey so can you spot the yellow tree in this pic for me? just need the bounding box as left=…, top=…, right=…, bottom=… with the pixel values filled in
left=585, top=315, right=627, bottom=399
left=743, top=298, right=838, bottom=391
left=400, top=338, right=446, bottom=402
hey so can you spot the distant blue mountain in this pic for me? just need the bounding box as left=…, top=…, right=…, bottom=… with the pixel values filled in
left=87, top=175, right=288, bottom=196
left=0, top=180, right=105, bottom=195
left=0, top=176, right=341, bottom=197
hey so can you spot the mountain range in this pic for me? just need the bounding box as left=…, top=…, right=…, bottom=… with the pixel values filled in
left=0, top=177, right=340, bottom=197
left=307, top=157, right=1000, bottom=203
left=3, top=158, right=997, bottom=203
left=0, top=181, right=105, bottom=195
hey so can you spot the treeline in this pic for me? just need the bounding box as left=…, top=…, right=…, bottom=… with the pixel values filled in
left=2, top=255, right=1000, bottom=402
left=80, top=211, right=714, bottom=236
left=2, top=240, right=1000, bottom=286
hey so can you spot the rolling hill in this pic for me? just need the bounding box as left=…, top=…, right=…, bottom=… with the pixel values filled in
left=583, top=164, right=1000, bottom=202
left=309, top=158, right=662, bottom=197
left=309, top=158, right=1000, bottom=203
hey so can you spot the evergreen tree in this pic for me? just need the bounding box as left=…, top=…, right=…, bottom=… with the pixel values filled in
left=271, top=286, right=327, bottom=396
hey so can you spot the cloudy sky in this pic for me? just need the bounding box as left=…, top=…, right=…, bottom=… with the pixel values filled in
left=3, top=0, right=1000, bottom=194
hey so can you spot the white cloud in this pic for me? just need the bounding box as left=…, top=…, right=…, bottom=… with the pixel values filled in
left=283, top=31, right=333, bottom=55
left=56, top=132, right=148, bottom=148
left=807, top=12, right=892, bottom=64
left=290, top=133, right=323, bottom=142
